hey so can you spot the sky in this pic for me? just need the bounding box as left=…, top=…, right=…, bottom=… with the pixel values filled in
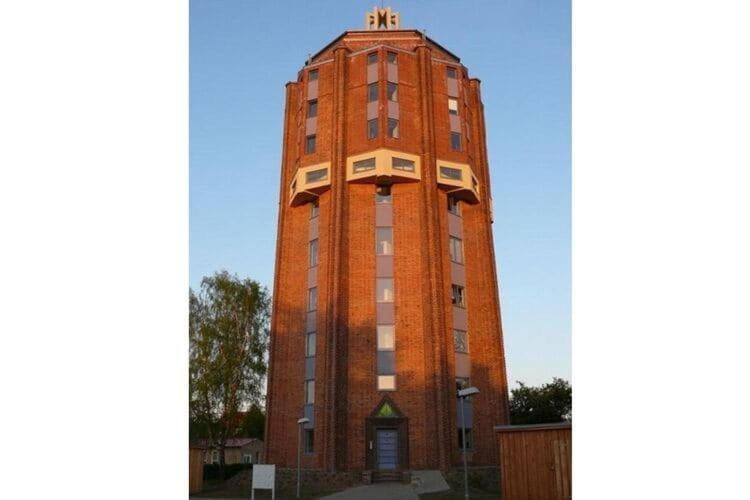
left=190, top=0, right=570, bottom=388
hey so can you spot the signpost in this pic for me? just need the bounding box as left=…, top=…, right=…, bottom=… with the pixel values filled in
left=251, top=464, right=276, bottom=500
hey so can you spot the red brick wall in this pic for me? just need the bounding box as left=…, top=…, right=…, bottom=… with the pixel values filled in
left=265, top=30, right=510, bottom=472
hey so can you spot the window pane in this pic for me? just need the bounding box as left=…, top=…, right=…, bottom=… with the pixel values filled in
left=309, top=69, right=318, bottom=81
left=309, top=239, right=318, bottom=267
left=308, top=287, right=317, bottom=311
left=452, top=284, right=466, bottom=307
left=367, top=52, right=378, bottom=65
left=378, top=375, right=396, bottom=391
left=448, top=196, right=461, bottom=215
left=368, top=82, right=379, bottom=102
left=457, top=429, right=473, bottom=450
left=387, top=82, right=398, bottom=102
left=377, top=325, right=395, bottom=350
left=375, top=185, right=391, bottom=203
left=392, top=157, right=414, bottom=172
left=310, top=200, right=319, bottom=218
left=449, top=236, right=463, bottom=263
left=308, top=99, right=318, bottom=118
left=387, top=118, right=399, bottom=138
left=368, top=119, right=378, bottom=139
left=306, top=134, right=316, bottom=153
left=376, top=278, right=394, bottom=303
left=448, top=98, right=458, bottom=115
left=454, top=330, right=468, bottom=353
left=440, top=166, right=463, bottom=181
left=447, top=67, right=457, bottom=79
left=305, top=168, right=327, bottom=183
left=305, top=380, right=315, bottom=404
left=451, top=132, right=461, bottom=151
left=306, top=332, right=316, bottom=357
left=304, top=429, right=314, bottom=453
left=376, top=227, right=393, bottom=255
left=353, top=157, right=376, bottom=173
left=387, top=51, right=397, bottom=64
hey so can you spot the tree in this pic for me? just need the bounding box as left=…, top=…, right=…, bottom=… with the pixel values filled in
left=189, top=271, right=271, bottom=479
left=509, top=378, right=571, bottom=425
left=236, top=404, right=265, bottom=439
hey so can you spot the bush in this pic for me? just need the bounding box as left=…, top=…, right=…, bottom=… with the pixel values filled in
left=203, top=463, right=253, bottom=481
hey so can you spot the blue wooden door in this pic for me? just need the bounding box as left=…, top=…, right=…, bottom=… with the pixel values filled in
left=376, top=429, right=398, bottom=470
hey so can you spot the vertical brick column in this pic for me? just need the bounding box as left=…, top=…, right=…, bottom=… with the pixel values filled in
left=416, top=44, right=451, bottom=470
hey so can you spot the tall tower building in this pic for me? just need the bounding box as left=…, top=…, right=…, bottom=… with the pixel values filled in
left=265, top=8, right=510, bottom=476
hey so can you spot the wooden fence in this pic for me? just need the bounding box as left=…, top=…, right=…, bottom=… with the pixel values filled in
left=189, top=447, right=204, bottom=494
left=495, top=422, right=571, bottom=500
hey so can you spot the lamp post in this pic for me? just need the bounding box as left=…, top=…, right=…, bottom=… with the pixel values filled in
left=457, top=386, right=479, bottom=500
left=296, top=417, right=309, bottom=499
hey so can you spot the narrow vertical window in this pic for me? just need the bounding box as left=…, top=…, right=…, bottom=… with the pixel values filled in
left=448, top=196, right=461, bottom=216
left=377, top=325, right=395, bottom=350
left=309, top=69, right=319, bottom=81
left=454, top=329, right=469, bottom=353
left=368, top=119, right=378, bottom=139
left=309, top=239, right=319, bottom=267
left=310, top=199, right=319, bottom=219
left=376, top=227, right=393, bottom=255
left=367, top=52, right=378, bottom=65
left=387, top=118, right=399, bottom=139
left=306, top=134, right=316, bottom=154
left=457, top=429, right=473, bottom=450
left=376, top=278, right=394, bottom=303
left=306, top=332, right=316, bottom=357
left=387, top=51, right=397, bottom=64
left=447, top=66, right=457, bottom=79
left=375, top=185, right=392, bottom=204
left=307, top=287, right=318, bottom=311
left=377, top=375, right=396, bottom=391
left=451, top=284, right=466, bottom=307
left=305, top=380, right=315, bottom=403
left=304, top=429, right=314, bottom=453
left=448, top=98, right=459, bottom=115
left=450, top=132, right=461, bottom=151
left=449, top=236, right=464, bottom=263
left=368, top=82, right=379, bottom=102
left=308, top=99, right=318, bottom=118
left=387, top=82, right=398, bottom=102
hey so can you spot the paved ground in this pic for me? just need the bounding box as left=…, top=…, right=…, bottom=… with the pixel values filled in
left=319, top=482, right=419, bottom=500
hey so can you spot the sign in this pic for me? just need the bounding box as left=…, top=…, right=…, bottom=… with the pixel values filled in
left=251, top=464, right=275, bottom=500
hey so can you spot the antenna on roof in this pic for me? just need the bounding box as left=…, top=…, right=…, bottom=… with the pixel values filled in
left=306, top=53, right=312, bottom=66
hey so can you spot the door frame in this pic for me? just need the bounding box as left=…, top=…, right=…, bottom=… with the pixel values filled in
left=365, top=397, right=409, bottom=470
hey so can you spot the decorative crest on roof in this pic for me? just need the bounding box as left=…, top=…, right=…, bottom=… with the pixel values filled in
left=365, top=6, right=400, bottom=30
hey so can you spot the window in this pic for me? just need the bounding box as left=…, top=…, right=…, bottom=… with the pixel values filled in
left=451, top=284, right=466, bottom=307
left=376, top=185, right=392, bottom=203
left=367, top=52, right=378, bottom=65
left=448, top=196, right=461, bottom=216
left=456, top=377, right=470, bottom=393
left=447, top=66, right=457, bottom=79
left=211, top=450, right=219, bottom=464
left=451, top=132, right=461, bottom=151
left=387, top=51, right=397, bottom=64
left=378, top=374, right=396, bottom=391
left=376, top=227, right=393, bottom=255
left=377, top=325, right=395, bottom=350
left=309, top=239, right=319, bottom=267
left=457, top=428, right=473, bottom=450
left=305, top=379, right=315, bottom=404
left=310, top=199, right=319, bottom=219
left=387, top=82, right=398, bottom=102
left=449, top=236, right=464, bottom=263
left=305, top=168, right=327, bottom=183
left=309, top=69, right=318, bottom=81
left=308, top=99, right=318, bottom=118
left=304, top=429, right=314, bottom=453
left=353, top=157, right=376, bottom=173
left=368, top=119, right=378, bottom=139
left=306, top=332, right=316, bottom=357
left=305, top=134, right=316, bottom=154
left=376, top=278, right=394, bottom=303
left=440, top=166, right=463, bottom=181
left=448, top=98, right=459, bottom=115
left=387, top=118, right=399, bottom=139
left=243, top=454, right=252, bottom=464
left=454, top=329, right=468, bottom=353
left=368, top=82, right=379, bottom=102
left=307, top=287, right=318, bottom=311
left=392, top=157, right=414, bottom=172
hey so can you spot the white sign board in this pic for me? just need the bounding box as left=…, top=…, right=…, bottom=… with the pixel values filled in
left=251, top=464, right=275, bottom=500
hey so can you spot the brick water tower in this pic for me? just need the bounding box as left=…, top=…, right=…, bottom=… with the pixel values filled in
left=264, top=7, right=510, bottom=478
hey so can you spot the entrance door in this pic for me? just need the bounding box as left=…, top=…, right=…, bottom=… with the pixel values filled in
left=376, top=429, right=398, bottom=470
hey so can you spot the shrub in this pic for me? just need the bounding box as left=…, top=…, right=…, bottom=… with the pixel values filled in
left=203, top=463, right=253, bottom=481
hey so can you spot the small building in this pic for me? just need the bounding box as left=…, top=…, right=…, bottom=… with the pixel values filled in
left=192, top=438, right=264, bottom=465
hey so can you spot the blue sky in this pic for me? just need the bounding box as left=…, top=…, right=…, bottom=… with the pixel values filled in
left=190, top=0, right=570, bottom=388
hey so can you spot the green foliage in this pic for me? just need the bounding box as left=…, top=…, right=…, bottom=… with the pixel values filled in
left=189, top=271, right=271, bottom=474
left=236, top=404, right=265, bottom=439
left=509, top=378, right=571, bottom=425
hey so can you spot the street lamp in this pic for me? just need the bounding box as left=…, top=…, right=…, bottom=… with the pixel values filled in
left=457, top=386, right=479, bottom=500
left=296, top=417, right=309, bottom=499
